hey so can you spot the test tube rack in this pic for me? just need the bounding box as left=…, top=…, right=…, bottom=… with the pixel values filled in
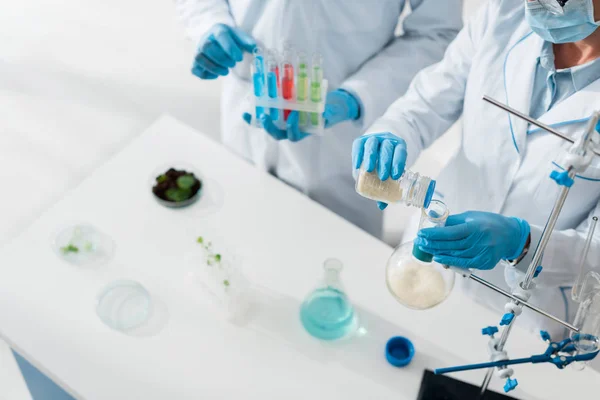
left=251, top=46, right=329, bottom=136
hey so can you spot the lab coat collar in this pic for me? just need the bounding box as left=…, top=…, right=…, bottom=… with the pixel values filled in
left=503, top=31, right=544, bottom=154
left=527, top=77, right=600, bottom=137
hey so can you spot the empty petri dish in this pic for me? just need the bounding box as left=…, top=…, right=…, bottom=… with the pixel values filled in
left=96, top=280, right=152, bottom=332
left=52, top=224, right=115, bottom=267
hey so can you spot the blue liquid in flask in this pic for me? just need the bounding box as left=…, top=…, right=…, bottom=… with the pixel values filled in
left=300, top=259, right=357, bottom=340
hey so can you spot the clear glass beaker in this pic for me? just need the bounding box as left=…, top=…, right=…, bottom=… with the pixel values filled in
left=300, top=259, right=358, bottom=340
left=355, top=166, right=436, bottom=209
left=386, top=200, right=455, bottom=310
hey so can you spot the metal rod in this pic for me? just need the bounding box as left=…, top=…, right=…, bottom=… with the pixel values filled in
left=468, top=274, right=579, bottom=332
left=522, top=179, right=573, bottom=288
left=482, top=96, right=600, bottom=156
left=573, top=216, right=598, bottom=302
left=436, top=356, right=535, bottom=375
left=478, top=368, right=494, bottom=399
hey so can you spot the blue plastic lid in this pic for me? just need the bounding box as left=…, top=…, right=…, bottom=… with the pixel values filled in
left=424, top=180, right=436, bottom=209
left=385, top=336, right=415, bottom=367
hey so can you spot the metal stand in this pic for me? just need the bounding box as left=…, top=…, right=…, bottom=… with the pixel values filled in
left=436, top=96, right=600, bottom=396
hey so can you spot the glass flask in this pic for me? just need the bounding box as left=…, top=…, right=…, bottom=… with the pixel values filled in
left=355, top=166, right=436, bottom=209
left=386, top=200, right=455, bottom=310
left=300, top=258, right=358, bottom=340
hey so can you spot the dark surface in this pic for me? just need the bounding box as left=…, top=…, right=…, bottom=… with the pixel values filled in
left=417, top=370, right=517, bottom=400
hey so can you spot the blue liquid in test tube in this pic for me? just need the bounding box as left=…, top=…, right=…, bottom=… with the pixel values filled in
left=252, top=47, right=265, bottom=121
left=266, top=50, right=279, bottom=121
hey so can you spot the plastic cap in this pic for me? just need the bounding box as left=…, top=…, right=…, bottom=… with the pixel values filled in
left=482, top=326, right=499, bottom=336
left=412, top=243, right=433, bottom=263
left=595, top=120, right=600, bottom=133
left=500, top=313, right=514, bottom=326
left=385, top=336, right=415, bottom=367
left=424, top=180, right=436, bottom=209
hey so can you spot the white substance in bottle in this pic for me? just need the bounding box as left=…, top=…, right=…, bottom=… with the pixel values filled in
left=387, top=260, right=447, bottom=309
left=356, top=170, right=403, bottom=203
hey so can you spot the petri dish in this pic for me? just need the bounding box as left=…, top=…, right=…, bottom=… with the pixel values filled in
left=149, top=163, right=204, bottom=209
left=96, top=280, right=152, bottom=332
left=52, top=224, right=115, bottom=267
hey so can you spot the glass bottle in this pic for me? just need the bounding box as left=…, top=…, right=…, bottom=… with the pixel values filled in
left=300, top=259, right=358, bottom=340
left=385, top=200, right=455, bottom=310
left=355, top=166, right=436, bottom=210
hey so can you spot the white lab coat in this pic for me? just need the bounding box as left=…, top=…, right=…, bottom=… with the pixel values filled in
left=368, top=0, right=600, bottom=336
left=176, top=0, right=463, bottom=237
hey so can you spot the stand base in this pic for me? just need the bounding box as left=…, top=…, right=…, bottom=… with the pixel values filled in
left=417, top=370, right=517, bottom=400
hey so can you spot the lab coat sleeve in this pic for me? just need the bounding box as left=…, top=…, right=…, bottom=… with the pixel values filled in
left=341, top=0, right=463, bottom=133
left=175, top=0, right=235, bottom=45
left=515, top=201, right=600, bottom=288
left=363, top=0, right=494, bottom=169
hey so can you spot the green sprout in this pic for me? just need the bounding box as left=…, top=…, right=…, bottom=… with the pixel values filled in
left=83, top=241, right=93, bottom=251
left=176, top=174, right=196, bottom=190
left=61, top=244, right=79, bottom=254
left=156, top=174, right=168, bottom=183
left=197, top=237, right=230, bottom=287
left=165, top=187, right=192, bottom=202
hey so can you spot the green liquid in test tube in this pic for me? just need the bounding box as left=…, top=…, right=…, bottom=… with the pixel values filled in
left=310, top=53, right=323, bottom=126
left=296, top=52, right=309, bottom=126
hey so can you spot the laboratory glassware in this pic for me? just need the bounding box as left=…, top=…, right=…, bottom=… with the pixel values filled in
left=296, top=51, right=309, bottom=126
left=386, top=200, right=455, bottom=310
left=266, top=50, right=280, bottom=121
left=252, top=47, right=266, bottom=121
left=310, top=52, right=323, bottom=126
left=300, top=258, right=358, bottom=340
left=184, top=236, right=252, bottom=321
left=355, top=166, right=436, bottom=210
left=52, top=224, right=115, bottom=267
left=251, top=46, right=328, bottom=135
left=281, top=47, right=295, bottom=120
left=96, top=279, right=152, bottom=332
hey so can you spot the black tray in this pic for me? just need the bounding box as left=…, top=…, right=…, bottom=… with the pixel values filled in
left=417, top=370, right=518, bottom=400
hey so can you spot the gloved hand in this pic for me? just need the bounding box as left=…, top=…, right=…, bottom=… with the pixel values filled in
left=192, top=23, right=256, bottom=80
left=352, top=133, right=407, bottom=210
left=414, top=211, right=531, bottom=270
left=242, top=89, right=360, bottom=142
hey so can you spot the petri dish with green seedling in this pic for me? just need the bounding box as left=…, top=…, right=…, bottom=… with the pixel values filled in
left=52, top=224, right=115, bottom=267
left=150, top=163, right=203, bottom=208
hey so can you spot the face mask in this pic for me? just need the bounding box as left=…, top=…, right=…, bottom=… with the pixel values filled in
left=525, top=0, right=600, bottom=43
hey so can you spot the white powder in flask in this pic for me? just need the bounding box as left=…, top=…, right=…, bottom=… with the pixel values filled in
left=387, top=260, right=447, bottom=309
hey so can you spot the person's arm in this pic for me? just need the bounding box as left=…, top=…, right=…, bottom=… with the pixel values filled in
left=175, top=0, right=235, bottom=44
left=342, top=0, right=463, bottom=132
left=362, top=0, right=494, bottom=168
left=518, top=201, right=600, bottom=288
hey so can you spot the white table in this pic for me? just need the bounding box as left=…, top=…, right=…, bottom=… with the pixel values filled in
left=0, top=116, right=597, bottom=400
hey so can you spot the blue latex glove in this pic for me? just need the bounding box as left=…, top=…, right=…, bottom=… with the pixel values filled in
left=192, top=24, right=256, bottom=80
left=352, top=133, right=407, bottom=210
left=242, top=89, right=360, bottom=142
left=414, top=211, right=531, bottom=270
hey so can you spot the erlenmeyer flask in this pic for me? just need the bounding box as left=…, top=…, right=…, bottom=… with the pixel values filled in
left=300, top=259, right=358, bottom=340
left=386, top=200, right=455, bottom=310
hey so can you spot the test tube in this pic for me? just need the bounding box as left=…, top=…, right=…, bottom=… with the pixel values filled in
left=281, top=47, right=295, bottom=121
left=296, top=52, right=309, bottom=126
left=266, top=50, right=280, bottom=121
left=310, top=52, right=323, bottom=126
left=252, top=47, right=265, bottom=122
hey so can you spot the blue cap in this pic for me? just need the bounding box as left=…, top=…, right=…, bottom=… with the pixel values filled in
left=424, top=180, right=436, bottom=209
left=595, top=120, right=600, bottom=133
left=385, top=336, right=415, bottom=367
